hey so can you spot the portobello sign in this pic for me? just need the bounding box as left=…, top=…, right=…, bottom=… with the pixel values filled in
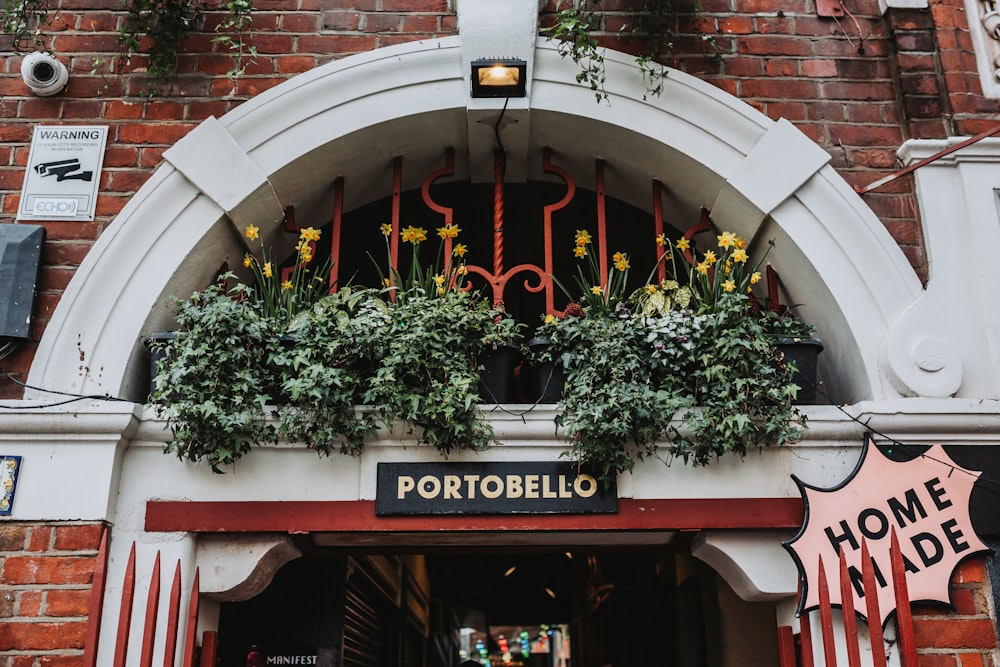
left=375, top=461, right=617, bottom=515
left=784, top=434, right=988, bottom=625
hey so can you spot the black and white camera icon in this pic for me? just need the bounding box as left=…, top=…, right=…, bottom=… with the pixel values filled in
left=34, top=159, right=93, bottom=183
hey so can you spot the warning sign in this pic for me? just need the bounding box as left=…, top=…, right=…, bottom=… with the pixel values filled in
left=17, top=125, right=108, bottom=221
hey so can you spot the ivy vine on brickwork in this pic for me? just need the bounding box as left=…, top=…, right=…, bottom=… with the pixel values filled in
left=1, top=0, right=255, bottom=96
left=542, top=0, right=718, bottom=102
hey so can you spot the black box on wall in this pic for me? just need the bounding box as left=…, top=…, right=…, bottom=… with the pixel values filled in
left=0, top=224, right=46, bottom=340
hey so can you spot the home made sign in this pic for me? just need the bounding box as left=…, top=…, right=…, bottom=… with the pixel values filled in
left=784, top=433, right=988, bottom=626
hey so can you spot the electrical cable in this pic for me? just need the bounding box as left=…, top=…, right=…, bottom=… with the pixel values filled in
left=0, top=367, right=128, bottom=409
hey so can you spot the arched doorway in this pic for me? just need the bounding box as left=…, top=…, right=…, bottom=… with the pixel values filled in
left=27, top=38, right=926, bottom=407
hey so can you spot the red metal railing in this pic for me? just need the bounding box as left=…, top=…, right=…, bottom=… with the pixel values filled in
left=83, top=528, right=208, bottom=667
left=777, top=530, right=918, bottom=667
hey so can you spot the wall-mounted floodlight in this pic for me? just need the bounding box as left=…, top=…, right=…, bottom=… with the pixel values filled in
left=471, top=58, right=527, bottom=98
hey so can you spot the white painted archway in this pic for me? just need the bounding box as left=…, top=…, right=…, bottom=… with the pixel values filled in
left=28, top=35, right=934, bottom=404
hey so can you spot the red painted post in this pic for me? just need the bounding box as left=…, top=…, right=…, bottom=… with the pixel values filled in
left=652, top=180, right=666, bottom=283
left=329, top=177, right=344, bottom=292
left=163, top=561, right=182, bottom=667
left=799, top=612, right=815, bottom=667
left=837, top=549, right=861, bottom=667
left=542, top=147, right=575, bottom=315
left=113, top=543, right=138, bottom=667
left=182, top=569, right=201, bottom=667
left=82, top=526, right=109, bottom=667
left=817, top=556, right=838, bottom=667
left=776, top=625, right=798, bottom=667
left=390, top=156, right=402, bottom=279
left=199, top=631, right=218, bottom=667
left=890, top=530, right=918, bottom=667
left=139, top=552, right=162, bottom=667
left=860, top=539, right=887, bottom=667
left=595, top=159, right=608, bottom=287
left=420, top=148, right=455, bottom=275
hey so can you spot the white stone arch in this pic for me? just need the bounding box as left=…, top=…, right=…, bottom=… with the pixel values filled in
left=27, top=36, right=931, bottom=404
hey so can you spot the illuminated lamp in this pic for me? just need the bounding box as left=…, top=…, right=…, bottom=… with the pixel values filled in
left=471, top=58, right=527, bottom=98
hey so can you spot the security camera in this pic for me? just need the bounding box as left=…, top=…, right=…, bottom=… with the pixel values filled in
left=21, top=52, right=69, bottom=97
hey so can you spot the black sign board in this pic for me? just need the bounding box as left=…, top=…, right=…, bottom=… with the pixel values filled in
left=376, top=461, right=618, bottom=515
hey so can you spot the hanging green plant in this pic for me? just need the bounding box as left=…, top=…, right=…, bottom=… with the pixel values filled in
left=1, top=0, right=52, bottom=51
left=542, top=0, right=718, bottom=102
left=117, top=0, right=203, bottom=94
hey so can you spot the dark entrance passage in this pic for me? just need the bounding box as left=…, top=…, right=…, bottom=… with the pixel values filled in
left=215, top=539, right=781, bottom=667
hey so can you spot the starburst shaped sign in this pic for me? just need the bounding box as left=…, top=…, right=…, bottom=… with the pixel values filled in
left=784, top=433, right=989, bottom=626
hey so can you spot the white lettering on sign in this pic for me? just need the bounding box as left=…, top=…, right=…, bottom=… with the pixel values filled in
left=785, top=437, right=988, bottom=625
left=32, top=198, right=78, bottom=216
left=396, top=472, right=599, bottom=501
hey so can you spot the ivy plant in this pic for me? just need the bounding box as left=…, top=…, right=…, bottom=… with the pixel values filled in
left=365, top=289, right=506, bottom=457
left=150, top=283, right=284, bottom=473
left=1, top=0, right=51, bottom=51
left=275, top=287, right=386, bottom=457
left=542, top=0, right=717, bottom=102
left=2, top=0, right=254, bottom=96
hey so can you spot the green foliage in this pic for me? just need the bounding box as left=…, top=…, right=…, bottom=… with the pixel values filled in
left=542, top=0, right=718, bottom=102
left=150, top=283, right=283, bottom=473
left=538, top=220, right=812, bottom=483
left=538, top=293, right=806, bottom=482
left=242, top=224, right=333, bottom=323
left=276, top=287, right=385, bottom=457
left=119, top=0, right=202, bottom=94
left=211, top=0, right=256, bottom=78
left=2, top=0, right=253, bottom=96
left=1, top=0, right=51, bottom=51
left=366, top=289, right=506, bottom=457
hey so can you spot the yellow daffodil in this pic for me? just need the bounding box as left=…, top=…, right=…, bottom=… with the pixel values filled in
left=723, top=279, right=736, bottom=292
left=732, top=248, right=748, bottom=263
left=299, top=227, right=321, bottom=242
left=282, top=280, right=293, bottom=290
left=456, top=264, right=469, bottom=276
left=437, top=224, right=461, bottom=239
left=696, top=261, right=709, bottom=276
left=703, top=250, right=717, bottom=265
left=245, top=224, right=260, bottom=241
left=453, top=243, right=468, bottom=257
left=676, top=237, right=690, bottom=251
left=544, top=314, right=556, bottom=324
left=243, top=254, right=253, bottom=268
left=575, top=229, right=592, bottom=247
left=725, top=260, right=732, bottom=274
left=656, top=233, right=667, bottom=246
left=574, top=246, right=587, bottom=258
left=437, top=287, right=446, bottom=296
left=382, top=278, right=391, bottom=287
left=380, top=223, right=393, bottom=236
left=591, top=285, right=603, bottom=295
left=612, top=251, right=625, bottom=263
left=615, top=258, right=630, bottom=271
left=263, top=262, right=272, bottom=278
left=434, top=274, right=445, bottom=286
left=401, top=225, right=427, bottom=244
left=646, top=284, right=657, bottom=294
left=717, top=231, right=737, bottom=249
left=750, top=271, right=762, bottom=285
left=735, top=236, right=747, bottom=249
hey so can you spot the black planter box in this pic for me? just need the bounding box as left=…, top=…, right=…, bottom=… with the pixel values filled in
left=773, top=337, right=823, bottom=404
left=478, top=345, right=522, bottom=403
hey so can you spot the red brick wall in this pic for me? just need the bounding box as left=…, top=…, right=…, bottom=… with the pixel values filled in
left=0, top=522, right=105, bottom=666
left=913, top=557, right=998, bottom=666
